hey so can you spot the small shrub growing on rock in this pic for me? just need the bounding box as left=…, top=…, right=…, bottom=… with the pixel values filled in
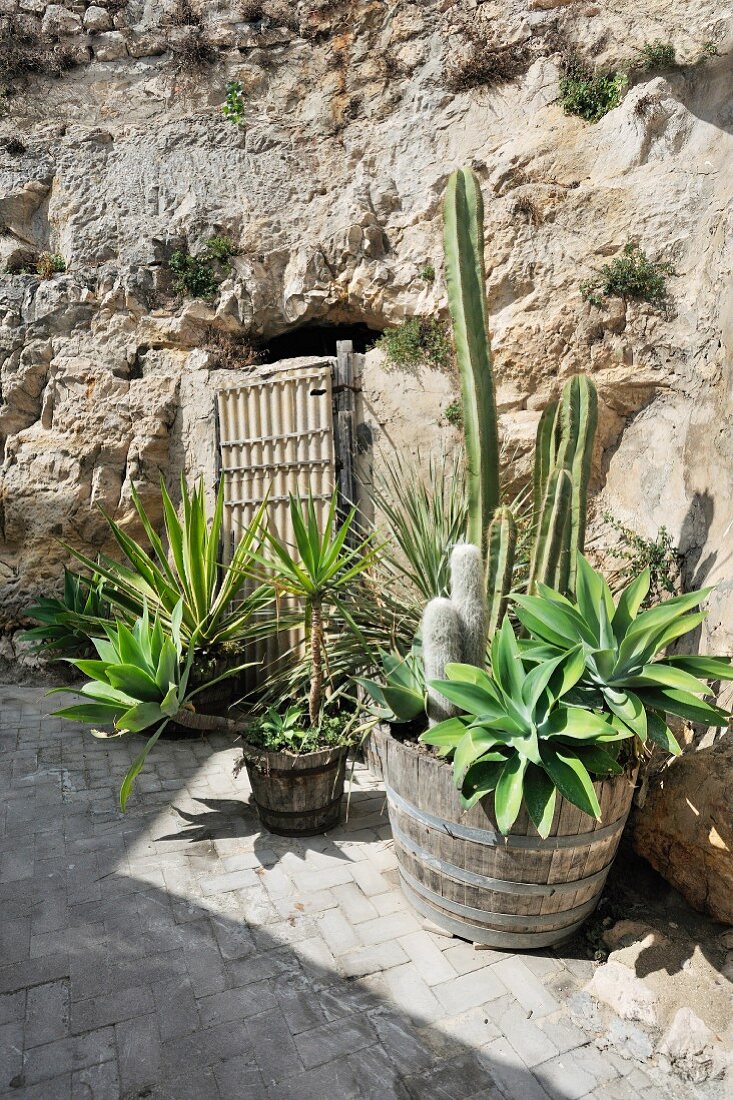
left=36, top=252, right=66, bottom=279
left=602, top=512, right=681, bottom=607
left=639, top=40, right=676, bottom=70
left=223, top=80, right=245, bottom=124
left=0, top=136, right=25, bottom=155
left=581, top=243, right=674, bottom=307
left=420, top=264, right=435, bottom=283
left=0, top=14, right=77, bottom=82
left=205, top=328, right=263, bottom=369
left=377, top=318, right=451, bottom=372
left=443, top=400, right=463, bottom=428
left=559, top=57, right=628, bottom=122
left=168, top=236, right=235, bottom=299
left=446, top=30, right=534, bottom=94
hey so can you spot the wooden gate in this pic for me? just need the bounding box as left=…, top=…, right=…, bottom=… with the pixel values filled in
left=215, top=343, right=358, bottom=689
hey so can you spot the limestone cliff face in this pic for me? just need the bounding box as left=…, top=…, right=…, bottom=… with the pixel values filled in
left=0, top=0, right=732, bottom=673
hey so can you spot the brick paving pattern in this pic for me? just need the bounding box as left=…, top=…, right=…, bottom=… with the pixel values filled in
left=0, top=687, right=704, bottom=1099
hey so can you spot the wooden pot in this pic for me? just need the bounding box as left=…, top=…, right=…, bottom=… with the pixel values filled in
left=376, top=726, right=637, bottom=950
left=241, top=742, right=349, bottom=837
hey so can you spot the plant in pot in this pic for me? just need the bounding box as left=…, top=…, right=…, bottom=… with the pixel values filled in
left=235, top=491, right=380, bottom=836
left=50, top=600, right=250, bottom=810
left=358, top=165, right=733, bottom=948
left=60, top=476, right=274, bottom=716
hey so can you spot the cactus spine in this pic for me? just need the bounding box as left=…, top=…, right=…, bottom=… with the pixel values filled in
left=485, top=507, right=516, bottom=640
left=443, top=168, right=500, bottom=551
left=422, top=597, right=463, bottom=725
left=450, top=544, right=486, bottom=669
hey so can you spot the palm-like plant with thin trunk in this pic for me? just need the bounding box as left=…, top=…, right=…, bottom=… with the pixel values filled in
left=257, top=493, right=380, bottom=727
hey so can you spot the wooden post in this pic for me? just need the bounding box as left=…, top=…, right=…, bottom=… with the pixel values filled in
left=334, top=340, right=358, bottom=529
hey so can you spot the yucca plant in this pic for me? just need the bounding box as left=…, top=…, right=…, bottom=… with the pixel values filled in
left=513, top=555, right=733, bottom=755
left=369, top=450, right=468, bottom=601
left=51, top=602, right=247, bottom=810
left=64, top=477, right=273, bottom=654
left=421, top=618, right=632, bottom=836
left=254, top=492, right=381, bottom=727
left=24, top=568, right=111, bottom=658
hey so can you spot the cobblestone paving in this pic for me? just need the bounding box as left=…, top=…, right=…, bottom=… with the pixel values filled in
left=0, top=687, right=706, bottom=1099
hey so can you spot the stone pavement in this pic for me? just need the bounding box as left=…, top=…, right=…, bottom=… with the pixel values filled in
left=0, top=686, right=723, bottom=1100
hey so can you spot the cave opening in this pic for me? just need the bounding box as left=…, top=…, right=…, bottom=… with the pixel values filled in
left=260, top=322, right=382, bottom=363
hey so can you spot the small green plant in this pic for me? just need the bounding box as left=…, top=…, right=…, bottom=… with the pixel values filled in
left=377, top=317, right=451, bottom=372
left=420, top=264, right=435, bottom=283
left=702, top=41, right=719, bottom=58
left=36, top=252, right=65, bottom=279
left=356, top=641, right=425, bottom=724
left=443, top=400, right=463, bottom=428
left=168, top=236, right=234, bottom=299
left=639, top=41, right=676, bottom=70
left=245, top=705, right=354, bottom=753
left=559, top=58, right=628, bottom=122
left=603, top=513, right=680, bottom=608
left=206, top=235, right=235, bottom=261
left=581, top=243, right=674, bottom=307
left=222, top=80, right=245, bottom=125
left=24, top=569, right=111, bottom=658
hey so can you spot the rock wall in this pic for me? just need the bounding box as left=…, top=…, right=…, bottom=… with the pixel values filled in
left=0, top=0, right=732, bottom=679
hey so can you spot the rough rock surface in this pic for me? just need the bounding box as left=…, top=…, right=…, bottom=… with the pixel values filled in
left=0, top=1, right=732, bottom=894
left=633, top=738, right=733, bottom=925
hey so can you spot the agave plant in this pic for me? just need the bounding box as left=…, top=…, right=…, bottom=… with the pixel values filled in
left=64, top=477, right=273, bottom=653
left=356, top=638, right=425, bottom=724
left=421, top=618, right=631, bottom=836
left=513, top=555, right=733, bottom=755
left=24, top=569, right=112, bottom=658
left=52, top=602, right=250, bottom=810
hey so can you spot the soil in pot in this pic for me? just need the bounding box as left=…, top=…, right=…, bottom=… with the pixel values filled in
left=240, top=742, right=349, bottom=836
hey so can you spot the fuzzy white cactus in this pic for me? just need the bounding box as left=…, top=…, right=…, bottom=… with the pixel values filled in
left=450, top=543, right=486, bottom=670
left=422, top=597, right=462, bottom=726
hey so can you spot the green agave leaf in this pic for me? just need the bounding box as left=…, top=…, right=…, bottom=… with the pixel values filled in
left=419, top=716, right=470, bottom=754
left=545, top=706, right=622, bottom=742
left=52, top=701, right=125, bottom=723
left=612, top=568, right=650, bottom=639
left=381, top=684, right=424, bottom=721
left=646, top=710, right=682, bottom=755
left=453, top=727, right=508, bottom=788
left=665, top=654, right=733, bottom=681
left=72, top=659, right=113, bottom=683
left=80, top=681, right=137, bottom=706
left=119, top=722, right=166, bottom=812
left=639, top=688, right=729, bottom=727
left=521, top=650, right=570, bottom=711
left=444, top=663, right=499, bottom=697
left=523, top=764, right=557, bottom=839
left=154, top=639, right=178, bottom=696
left=106, top=664, right=163, bottom=704
left=602, top=687, right=647, bottom=740
left=625, top=663, right=711, bottom=696
left=117, top=701, right=166, bottom=733
left=491, top=619, right=523, bottom=701
left=460, top=755, right=508, bottom=810
left=428, top=679, right=503, bottom=718
left=160, top=683, right=181, bottom=718
left=512, top=595, right=588, bottom=647
left=540, top=743, right=601, bottom=820
left=571, top=744, right=623, bottom=775
left=494, top=753, right=527, bottom=834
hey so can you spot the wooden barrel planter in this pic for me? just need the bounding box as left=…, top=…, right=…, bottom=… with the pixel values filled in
left=377, top=727, right=637, bottom=950
left=240, top=743, right=349, bottom=837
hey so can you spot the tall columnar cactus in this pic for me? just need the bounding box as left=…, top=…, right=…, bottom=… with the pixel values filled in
left=422, top=597, right=463, bottom=725
left=485, top=506, right=516, bottom=640
left=450, top=544, right=486, bottom=669
left=443, top=168, right=501, bottom=550
left=528, top=375, right=597, bottom=595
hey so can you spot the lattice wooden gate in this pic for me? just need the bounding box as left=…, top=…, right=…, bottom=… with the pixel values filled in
left=216, top=346, right=357, bottom=688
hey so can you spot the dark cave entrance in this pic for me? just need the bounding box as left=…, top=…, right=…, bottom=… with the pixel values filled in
left=260, top=322, right=382, bottom=363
